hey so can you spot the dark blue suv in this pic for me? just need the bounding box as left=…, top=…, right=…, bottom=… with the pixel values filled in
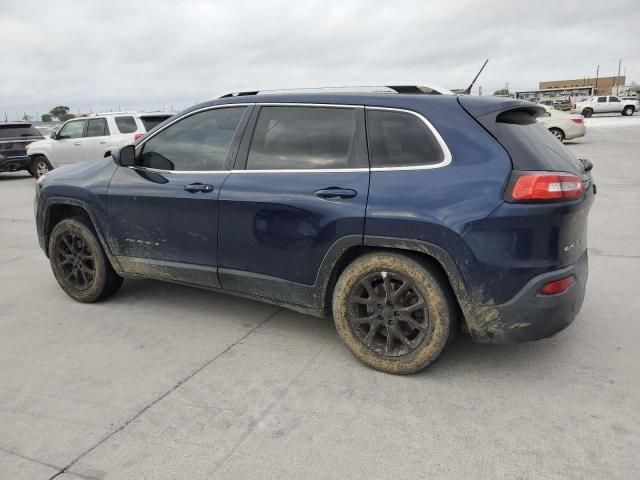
left=34, top=88, right=595, bottom=374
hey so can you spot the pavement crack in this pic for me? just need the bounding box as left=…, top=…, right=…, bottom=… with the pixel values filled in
left=49, top=307, right=282, bottom=479
left=0, top=446, right=63, bottom=473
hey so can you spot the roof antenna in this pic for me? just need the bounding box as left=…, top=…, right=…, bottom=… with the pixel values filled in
left=464, top=59, right=489, bottom=95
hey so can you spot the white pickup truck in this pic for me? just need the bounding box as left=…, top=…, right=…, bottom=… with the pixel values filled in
left=573, top=95, right=638, bottom=117
left=26, top=111, right=173, bottom=178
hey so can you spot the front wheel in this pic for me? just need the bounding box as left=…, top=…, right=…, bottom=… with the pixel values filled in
left=49, top=217, right=123, bottom=302
left=32, top=156, right=51, bottom=179
left=622, top=106, right=634, bottom=116
left=332, top=252, right=455, bottom=374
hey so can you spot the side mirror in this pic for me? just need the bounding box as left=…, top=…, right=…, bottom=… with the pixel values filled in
left=112, top=145, right=136, bottom=167
left=50, top=131, right=57, bottom=139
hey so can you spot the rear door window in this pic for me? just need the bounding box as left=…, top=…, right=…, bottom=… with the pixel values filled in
left=85, top=118, right=110, bottom=137
left=609, top=96, right=620, bottom=102
left=115, top=116, right=138, bottom=134
left=246, top=106, right=362, bottom=170
left=366, top=109, right=444, bottom=168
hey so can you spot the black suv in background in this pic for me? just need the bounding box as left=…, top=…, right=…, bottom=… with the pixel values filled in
left=0, top=122, right=44, bottom=175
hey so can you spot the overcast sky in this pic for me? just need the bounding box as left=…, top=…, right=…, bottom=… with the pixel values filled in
left=1, top=0, right=638, bottom=120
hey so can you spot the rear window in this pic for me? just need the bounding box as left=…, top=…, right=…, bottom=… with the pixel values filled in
left=0, top=124, right=43, bottom=139
left=366, top=110, right=444, bottom=168
left=492, top=110, right=582, bottom=174
left=140, top=115, right=172, bottom=132
left=115, top=116, right=138, bottom=134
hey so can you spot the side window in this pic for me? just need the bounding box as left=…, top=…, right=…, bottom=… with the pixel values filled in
left=85, top=118, right=109, bottom=137
left=115, top=116, right=138, bottom=134
left=246, top=106, right=359, bottom=170
left=366, top=110, right=444, bottom=168
left=609, top=96, right=620, bottom=102
left=58, top=120, right=86, bottom=139
left=597, top=97, right=607, bottom=103
left=139, top=107, right=246, bottom=171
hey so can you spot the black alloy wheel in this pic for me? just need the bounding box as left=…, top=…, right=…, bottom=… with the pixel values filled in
left=348, top=271, right=432, bottom=357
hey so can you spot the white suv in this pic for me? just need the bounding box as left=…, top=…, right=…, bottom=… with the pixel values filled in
left=27, top=111, right=173, bottom=178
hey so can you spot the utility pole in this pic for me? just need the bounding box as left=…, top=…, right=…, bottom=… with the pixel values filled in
left=595, top=65, right=599, bottom=94
left=617, top=58, right=622, bottom=90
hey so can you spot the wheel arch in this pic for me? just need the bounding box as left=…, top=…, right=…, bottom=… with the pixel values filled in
left=42, top=198, right=122, bottom=272
left=321, top=236, right=474, bottom=327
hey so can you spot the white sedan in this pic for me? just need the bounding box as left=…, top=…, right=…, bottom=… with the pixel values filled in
left=537, top=106, right=586, bottom=142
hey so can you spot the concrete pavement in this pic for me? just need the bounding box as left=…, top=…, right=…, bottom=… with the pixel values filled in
left=1, top=116, right=638, bottom=479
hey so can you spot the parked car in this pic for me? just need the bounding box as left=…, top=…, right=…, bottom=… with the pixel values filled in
left=537, top=106, right=586, bottom=141
left=34, top=88, right=595, bottom=374
left=0, top=122, right=45, bottom=175
left=27, top=111, right=173, bottom=178
left=573, top=95, right=638, bottom=117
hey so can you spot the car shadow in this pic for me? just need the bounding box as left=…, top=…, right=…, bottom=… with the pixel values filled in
left=112, top=277, right=564, bottom=376
left=0, top=172, right=32, bottom=181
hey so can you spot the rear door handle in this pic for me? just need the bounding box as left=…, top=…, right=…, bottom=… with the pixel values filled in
left=314, top=187, right=357, bottom=200
left=184, top=183, right=214, bottom=193
left=73, top=141, right=82, bottom=146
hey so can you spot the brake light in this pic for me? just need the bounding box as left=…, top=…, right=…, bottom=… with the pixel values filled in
left=540, top=276, right=575, bottom=295
left=570, top=118, right=583, bottom=124
left=134, top=133, right=144, bottom=142
left=510, top=173, right=584, bottom=202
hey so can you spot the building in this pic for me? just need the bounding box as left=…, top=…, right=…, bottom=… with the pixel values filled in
left=539, top=76, right=625, bottom=95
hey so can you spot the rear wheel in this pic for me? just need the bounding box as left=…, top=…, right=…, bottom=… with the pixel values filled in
left=549, top=128, right=565, bottom=142
left=622, top=106, right=634, bottom=116
left=582, top=108, right=593, bottom=118
left=332, top=252, right=455, bottom=374
left=49, top=217, right=123, bottom=302
left=32, top=156, right=51, bottom=179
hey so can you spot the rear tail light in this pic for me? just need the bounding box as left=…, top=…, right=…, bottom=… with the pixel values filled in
left=134, top=133, right=144, bottom=142
left=570, top=118, right=583, bottom=124
left=539, top=276, right=575, bottom=295
left=508, top=172, right=584, bottom=202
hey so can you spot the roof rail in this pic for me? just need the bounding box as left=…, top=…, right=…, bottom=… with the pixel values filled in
left=217, top=83, right=455, bottom=98
left=93, top=111, right=138, bottom=116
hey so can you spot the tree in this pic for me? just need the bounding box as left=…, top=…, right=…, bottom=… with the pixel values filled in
left=493, top=88, right=509, bottom=96
left=59, top=113, right=75, bottom=121
left=21, top=113, right=32, bottom=122
left=41, top=113, right=53, bottom=122
left=49, top=106, right=71, bottom=120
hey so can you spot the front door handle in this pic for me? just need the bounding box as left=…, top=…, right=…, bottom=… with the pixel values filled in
left=73, top=141, right=82, bottom=146
left=314, top=187, right=357, bottom=200
left=184, top=183, right=214, bottom=193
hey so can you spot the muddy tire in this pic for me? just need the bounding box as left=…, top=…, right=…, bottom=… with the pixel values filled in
left=49, top=216, right=123, bottom=303
left=332, top=252, right=455, bottom=374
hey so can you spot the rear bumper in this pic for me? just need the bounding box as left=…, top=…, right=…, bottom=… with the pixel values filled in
left=0, top=154, right=30, bottom=172
left=468, top=251, right=588, bottom=344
